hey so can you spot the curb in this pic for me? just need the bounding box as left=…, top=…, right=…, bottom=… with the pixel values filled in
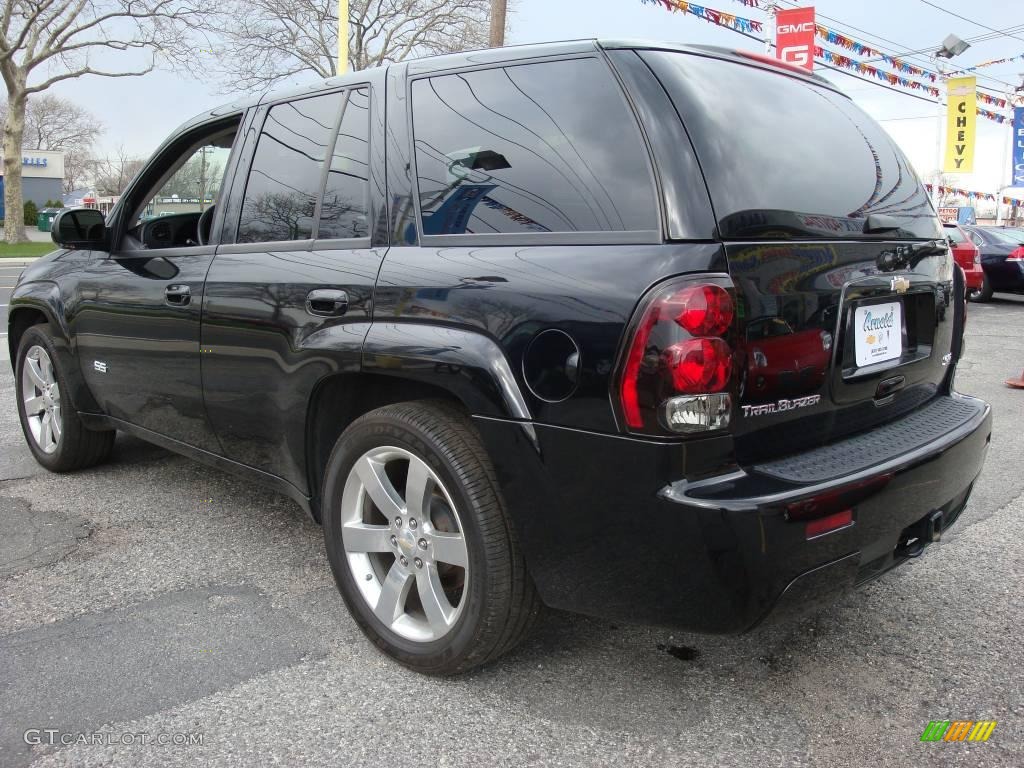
left=0, top=258, right=41, bottom=266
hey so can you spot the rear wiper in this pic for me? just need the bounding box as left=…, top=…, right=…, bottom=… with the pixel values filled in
left=876, top=240, right=948, bottom=272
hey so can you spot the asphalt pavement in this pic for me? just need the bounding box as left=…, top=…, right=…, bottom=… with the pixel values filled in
left=1, top=295, right=1022, bottom=767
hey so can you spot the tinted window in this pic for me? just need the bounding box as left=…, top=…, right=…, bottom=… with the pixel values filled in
left=944, top=225, right=965, bottom=243
left=985, top=227, right=1024, bottom=245
left=238, top=94, right=340, bottom=243
left=318, top=88, right=370, bottom=239
left=643, top=52, right=942, bottom=241
left=411, top=58, right=657, bottom=236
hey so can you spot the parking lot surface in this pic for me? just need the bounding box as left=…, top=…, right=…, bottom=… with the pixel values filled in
left=1, top=294, right=1022, bottom=767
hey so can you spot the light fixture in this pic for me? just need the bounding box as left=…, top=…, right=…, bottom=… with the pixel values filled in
left=936, top=34, right=970, bottom=59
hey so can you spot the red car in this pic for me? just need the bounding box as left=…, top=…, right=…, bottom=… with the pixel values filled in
left=743, top=317, right=831, bottom=400
left=944, top=223, right=983, bottom=292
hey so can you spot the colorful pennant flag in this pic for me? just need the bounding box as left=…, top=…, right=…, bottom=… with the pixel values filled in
left=638, top=1, right=1011, bottom=119
left=816, top=46, right=941, bottom=98
left=949, top=53, right=1024, bottom=76
left=925, top=183, right=1013, bottom=203
left=638, top=0, right=763, bottom=33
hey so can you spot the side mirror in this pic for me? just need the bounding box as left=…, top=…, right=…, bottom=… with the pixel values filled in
left=52, top=208, right=107, bottom=250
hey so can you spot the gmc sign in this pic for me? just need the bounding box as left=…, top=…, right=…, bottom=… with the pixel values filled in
left=775, top=7, right=816, bottom=72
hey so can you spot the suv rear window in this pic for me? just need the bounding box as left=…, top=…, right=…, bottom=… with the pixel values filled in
left=642, top=51, right=942, bottom=241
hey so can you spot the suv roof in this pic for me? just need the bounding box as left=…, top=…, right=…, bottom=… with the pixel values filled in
left=179, top=39, right=841, bottom=135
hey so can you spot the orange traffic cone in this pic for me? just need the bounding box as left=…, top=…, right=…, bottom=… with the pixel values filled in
left=1008, top=369, right=1024, bottom=389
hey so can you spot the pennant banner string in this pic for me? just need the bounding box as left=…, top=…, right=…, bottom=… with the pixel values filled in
left=924, top=184, right=1024, bottom=203
left=638, top=1, right=1010, bottom=118
left=638, top=0, right=763, bottom=34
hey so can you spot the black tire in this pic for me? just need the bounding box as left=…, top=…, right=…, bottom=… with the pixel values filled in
left=15, top=324, right=115, bottom=472
left=972, top=274, right=993, bottom=302
left=322, top=400, right=540, bottom=675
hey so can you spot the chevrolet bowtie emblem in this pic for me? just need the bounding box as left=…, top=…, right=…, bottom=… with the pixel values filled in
left=891, top=276, right=910, bottom=294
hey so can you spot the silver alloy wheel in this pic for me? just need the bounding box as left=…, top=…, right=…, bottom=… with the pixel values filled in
left=340, top=446, right=469, bottom=642
left=21, top=345, right=62, bottom=454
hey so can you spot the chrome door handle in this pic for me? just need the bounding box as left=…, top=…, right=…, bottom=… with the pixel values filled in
left=165, top=284, right=191, bottom=306
left=306, top=288, right=349, bottom=317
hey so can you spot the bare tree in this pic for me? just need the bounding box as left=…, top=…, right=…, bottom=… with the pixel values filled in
left=62, top=148, right=94, bottom=194
left=213, top=0, right=491, bottom=93
left=0, top=0, right=209, bottom=242
left=92, top=147, right=145, bottom=196
left=489, top=0, right=507, bottom=47
left=1, top=93, right=102, bottom=152
left=1, top=94, right=102, bottom=195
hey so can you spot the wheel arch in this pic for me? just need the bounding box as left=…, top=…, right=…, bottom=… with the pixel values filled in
left=304, top=323, right=536, bottom=522
left=8, top=283, right=99, bottom=413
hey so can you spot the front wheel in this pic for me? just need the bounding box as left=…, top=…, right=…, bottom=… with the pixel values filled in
left=322, top=400, right=539, bottom=674
left=15, top=325, right=115, bottom=472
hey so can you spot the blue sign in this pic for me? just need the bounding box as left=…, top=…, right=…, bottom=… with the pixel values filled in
left=1013, top=107, right=1024, bottom=187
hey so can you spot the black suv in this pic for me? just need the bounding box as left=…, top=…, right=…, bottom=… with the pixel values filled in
left=9, top=41, right=991, bottom=674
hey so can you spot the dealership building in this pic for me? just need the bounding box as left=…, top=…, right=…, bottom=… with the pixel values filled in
left=0, top=150, right=65, bottom=219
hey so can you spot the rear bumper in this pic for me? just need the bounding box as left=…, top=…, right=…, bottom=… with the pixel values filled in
left=962, top=263, right=984, bottom=290
left=475, top=393, right=991, bottom=633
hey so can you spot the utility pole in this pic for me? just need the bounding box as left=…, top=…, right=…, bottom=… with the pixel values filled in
left=489, top=0, right=507, bottom=48
left=338, top=0, right=349, bottom=74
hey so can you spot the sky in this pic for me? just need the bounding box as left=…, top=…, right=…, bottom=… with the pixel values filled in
left=42, top=0, right=1024, bottom=201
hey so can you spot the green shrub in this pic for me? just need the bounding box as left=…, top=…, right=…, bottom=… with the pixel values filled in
left=23, top=200, right=38, bottom=225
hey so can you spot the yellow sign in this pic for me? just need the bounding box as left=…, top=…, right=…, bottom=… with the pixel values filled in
left=944, top=76, right=976, bottom=173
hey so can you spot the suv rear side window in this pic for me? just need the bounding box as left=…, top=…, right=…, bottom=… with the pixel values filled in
left=411, top=57, right=657, bottom=237
left=238, top=93, right=340, bottom=243
left=318, top=87, right=370, bottom=240
left=643, top=51, right=943, bottom=241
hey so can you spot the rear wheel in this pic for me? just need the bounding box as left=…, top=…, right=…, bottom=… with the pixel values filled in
left=971, top=274, right=993, bottom=302
left=322, top=400, right=539, bottom=674
left=15, top=325, right=115, bottom=472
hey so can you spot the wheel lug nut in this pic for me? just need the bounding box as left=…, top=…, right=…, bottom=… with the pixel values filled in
left=400, top=556, right=408, bottom=567
left=414, top=558, right=423, bottom=569
left=390, top=535, right=398, bottom=546
left=394, top=517, right=402, bottom=528
left=418, top=538, right=427, bottom=549
left=409, top=518, right=417, bottom=529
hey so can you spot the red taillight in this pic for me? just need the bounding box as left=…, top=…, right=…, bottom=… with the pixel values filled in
left=662, top=338, right=732, bottom=392
left=1008, top=247, right=1024, bottom=262
left=667, top=284, right=734, bottom=336
left=618, top=281, right=735, bottom=431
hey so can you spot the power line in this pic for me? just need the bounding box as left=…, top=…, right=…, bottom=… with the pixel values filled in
left=814, top=60, right=939, bottom=104
left=878, top=114, right=939, bottom=122
left=918, top=0, right=1024, bottom=45
left=724, top=23, right=1013, bottom=119
left=772, top=0, right=1017, bottom=91
left=730, top=24, right=943, bottom=104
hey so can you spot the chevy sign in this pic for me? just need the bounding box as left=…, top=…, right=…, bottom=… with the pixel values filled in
left=1013, top=107, right=1024, bottom=187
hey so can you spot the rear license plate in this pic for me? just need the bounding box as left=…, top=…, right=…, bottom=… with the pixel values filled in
left=854, top=301, right=902, bottom=367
